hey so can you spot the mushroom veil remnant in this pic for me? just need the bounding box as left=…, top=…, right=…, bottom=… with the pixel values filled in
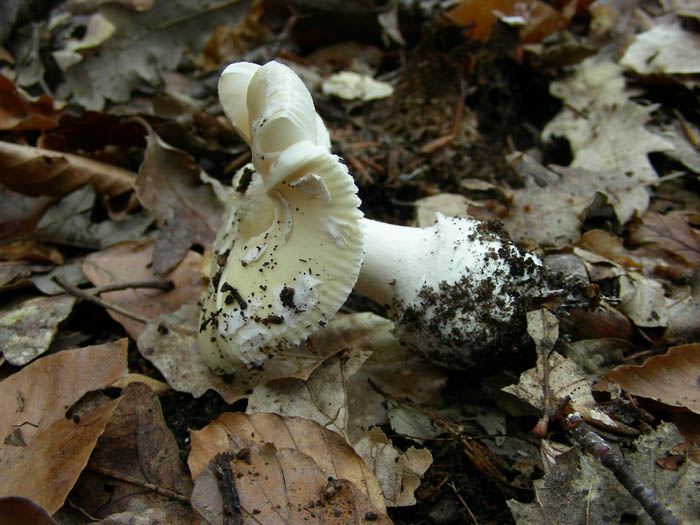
left=200, top=60, right=543, bottom=373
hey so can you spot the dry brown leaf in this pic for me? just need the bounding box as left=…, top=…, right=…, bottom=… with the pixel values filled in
left=628, top=211, right=700, bottom=278
left=137, top=306, right=376, bottom=404
left=82, top=240, right=205, bottom=340
left=247, top=313, right=444, bottom=444
left=0, top=75, right=61, bottom=131
left=69, top=383, right=191, bottom=522
left=0, top=140, right=136, bottom=197
left=0, top=340, right=127, bottom=512
left=445, top=0, right=523, bottom=41
left=188, top=413, right=390, bottom=521
left=0, top=339, right=128, bottom=448
left=509, top=422, right=700, bottom=524
left=246, top=314, right=440, bottom=507
left=502, top=154, right=649, bottom=246
left=193, top=442, right=391, bottom=524
left=352, top=427, right=433, bottom=507
left=0, top=294, right=77, bottom=365
left=575, top=229, right=643, bottom=269
left=0, top=398, right=119, bottom=514
left=601, top=344, right=700, bottom=414
left=0, top=240, right=64, bottom=265
left=0, top=497, right=55, bottom=525
left=135, top=132, right=223, bottom=274
left=109, top=373, right=170, bottom=395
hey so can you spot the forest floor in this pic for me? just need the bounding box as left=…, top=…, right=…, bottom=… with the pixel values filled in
left=1, top=1, right=699, bottom=524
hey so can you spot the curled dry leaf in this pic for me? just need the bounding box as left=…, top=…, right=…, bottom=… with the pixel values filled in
left=352, top=427, right=433, bottom=507
left=0, top=294, right=76, bottom=365
left=600, top=344, right=700, bottom=414
left=620, top=21, right=700, bottom=75
left=0, top=140, right=136, bottom=197
left=0, top=339, right=128, bottom=512
left=503, top=154, right=648, bottom=246
left=246, top=314, right=440, bottom=506
left=248, top=312, right=445, bottom=443
left=0, top=398, right=120, bottom=514
left=69, top=383, right=192, bottom=522
left=628, top=211, right=700, bottom=279
left=138, top=308, right=389, bottom=404
left=82, top=240, right=205, bottom=340
left=188, top=412, right=390, bottom=522
left=542, top=54, right=672, bottom=188
left=0, top=74, right=61, bottom=131
left=135, top=132, right=223, bottom=274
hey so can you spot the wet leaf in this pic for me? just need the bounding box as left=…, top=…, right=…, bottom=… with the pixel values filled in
left=0, top=140, right=136, bottom=197
left=188, top=412, right=391, bottom=522
left=0, top=294, right=77, bottom=365
left=135, top=132, right=223, bottom=273
left=601, top=344, right=700, bottom=414
left=82, top=240, right=205, bottom=340
left=69, top=383, right=192, bottom=522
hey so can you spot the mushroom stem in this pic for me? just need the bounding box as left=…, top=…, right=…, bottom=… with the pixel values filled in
left=354, top=214, right=543, bottom=369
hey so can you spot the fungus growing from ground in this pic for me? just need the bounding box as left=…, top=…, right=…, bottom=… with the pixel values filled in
left=198, top=60, right=543, bottom=372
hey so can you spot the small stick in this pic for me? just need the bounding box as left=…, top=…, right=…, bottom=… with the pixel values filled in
left=210, top=452, right=243, bottom=525
left=86, top=463, right=190, bottom=503
left=563, top=412, right=679, bottom=525
left=52, top=276, right=151, bottom=324
left=91, top=280, right=174, bottom=295
left=449, top=481, right=478, bottom=525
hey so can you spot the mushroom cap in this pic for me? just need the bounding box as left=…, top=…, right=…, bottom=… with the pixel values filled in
left=200, top=61, right=363, bottom=374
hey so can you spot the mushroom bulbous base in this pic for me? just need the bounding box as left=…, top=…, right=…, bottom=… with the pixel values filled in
left=392, top=273, right=534, bottom=370
left=355, top=214, right=543, bottom=370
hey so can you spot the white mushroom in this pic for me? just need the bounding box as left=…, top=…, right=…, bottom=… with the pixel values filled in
left=200, top=60, right=543, bottom=372
left=199, top=62, right=363, bottom=373
left=355, top=214, right=541, bottom=369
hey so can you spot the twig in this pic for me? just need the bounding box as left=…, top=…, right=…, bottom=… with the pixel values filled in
left=91, top=280, right=174, bottom=295
left=449, top=481, right=478, bottom=525
left=52, top=276, right=151, bottom=324
left=86, top=463, right=190, bottom=503
left=531, top=347, right=553, bottom=438
left=210, top=452, right=243, bottom=525
left=563, top=412, right=679, bottom=525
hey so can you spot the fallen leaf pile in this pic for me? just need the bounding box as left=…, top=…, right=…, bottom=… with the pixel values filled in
left=1, top=0, right=699, bottom=523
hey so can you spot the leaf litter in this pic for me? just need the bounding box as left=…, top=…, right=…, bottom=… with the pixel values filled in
left=0, top=0, right=699, bottom=523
